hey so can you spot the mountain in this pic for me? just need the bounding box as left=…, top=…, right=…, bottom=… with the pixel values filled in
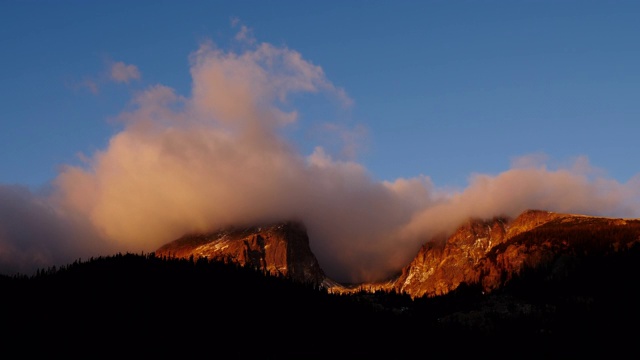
left=154, top=209, right=640, bottom=300
left=154, top=220, right=329, bottom=286
left=394, top=209, right=640, bottom=298
left=3, top=209, right=640, bottom=357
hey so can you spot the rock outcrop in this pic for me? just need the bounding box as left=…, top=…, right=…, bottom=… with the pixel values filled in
left=394, top=210, right=640, bottom=298
left=154, top=209, right=640, bottom=299
left=393, top=215, right=510, bottom=297
left=154, top=221, right=327, bottom=286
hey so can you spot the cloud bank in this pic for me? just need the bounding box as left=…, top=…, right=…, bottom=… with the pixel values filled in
left=2, top=29, right=640, bottom=282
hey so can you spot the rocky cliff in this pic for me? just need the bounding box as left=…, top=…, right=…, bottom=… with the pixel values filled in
left=154, top=221, right=327, bottom=286
left=154, top=209, right=640, bottom=299
left=394, top=209, right=640, bottom=298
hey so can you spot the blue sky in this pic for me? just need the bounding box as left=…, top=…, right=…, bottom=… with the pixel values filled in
left=1, top=1, right=640, bottom=280
left=3, top=0, right=639, bottom=189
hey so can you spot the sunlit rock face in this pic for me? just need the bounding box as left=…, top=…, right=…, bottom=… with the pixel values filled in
left=394, top=209, right=640, bottom=298
left=155, top=209, right=640, bottom=299
left=394, top=215, right=510, bottom=298
left=154, top=221, right=326, bottom=286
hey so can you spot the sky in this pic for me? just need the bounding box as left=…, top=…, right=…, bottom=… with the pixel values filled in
left=1, top=0, right=640, bottom=283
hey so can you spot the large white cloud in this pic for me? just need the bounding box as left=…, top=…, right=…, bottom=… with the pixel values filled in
left=1, top=28, right=639, bottom=282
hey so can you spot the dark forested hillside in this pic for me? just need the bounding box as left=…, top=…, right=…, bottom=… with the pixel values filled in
left=2, top=249, right=639, bottom=358
left=1, top=253, right=421, bottom=358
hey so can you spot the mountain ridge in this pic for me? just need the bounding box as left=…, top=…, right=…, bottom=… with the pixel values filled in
left=154, top=209, right=640, bottom=299
left=154, top=220, right=328, bottom=286
left=3, top=208, right=640, bottom=357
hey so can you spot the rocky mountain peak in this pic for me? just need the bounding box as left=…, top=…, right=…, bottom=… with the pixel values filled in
left=505, top=209, right=566, bottom=237
left=392, top=209, right=640, bottom=298
left=153, top=209, right=640, bottom=300
left=392, top=215, right=511, bottom=298
left=154, top=221, right=326, bottom=286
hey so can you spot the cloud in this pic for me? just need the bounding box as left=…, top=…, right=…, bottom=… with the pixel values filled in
left=231, top=17, right=256, bottom=45
left=392, top=160, right=640, bottom=256
left=52, top=34, right=369, bottom=280
left=110, top=61, right=141, bottom=83
left=80, top=78, right=99, bottom=94
left=314, top=122, right=370, bottom=161
left=67, top=77, right=99, bottom=94
left=69, top=60, right=142, bottom=95
left=0, top=185, right=112, bottom=276
left=2, top=28, right=640, bottom=282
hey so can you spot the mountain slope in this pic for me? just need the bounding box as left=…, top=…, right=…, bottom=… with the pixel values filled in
left=4, top=209, right=640, bottom=358
left=394, top=209, right=640, bottom=298
left=0, top=253, right=423, bottom=358
left=153, top=209, right=640, bottom=300
left=154, top=221, right=327, bottom=286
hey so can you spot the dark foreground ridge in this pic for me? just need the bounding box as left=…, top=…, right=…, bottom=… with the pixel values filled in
left=2, top=249, right=640, bottom=359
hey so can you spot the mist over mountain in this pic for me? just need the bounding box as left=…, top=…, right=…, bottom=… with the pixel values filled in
left=152, top=209, right=640, bottom=298
left=1, top=23, right=640, bottom=284
left=3, top=208, right=639, bottom=358
left=3, top=6, right=640, bottom=358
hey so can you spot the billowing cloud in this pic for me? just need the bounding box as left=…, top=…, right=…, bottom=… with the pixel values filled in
left=392, top=159, right=640, bottom=254
left=1, top=27, right=639, bottom=282
left=110, top=61, right=141, bottom=83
